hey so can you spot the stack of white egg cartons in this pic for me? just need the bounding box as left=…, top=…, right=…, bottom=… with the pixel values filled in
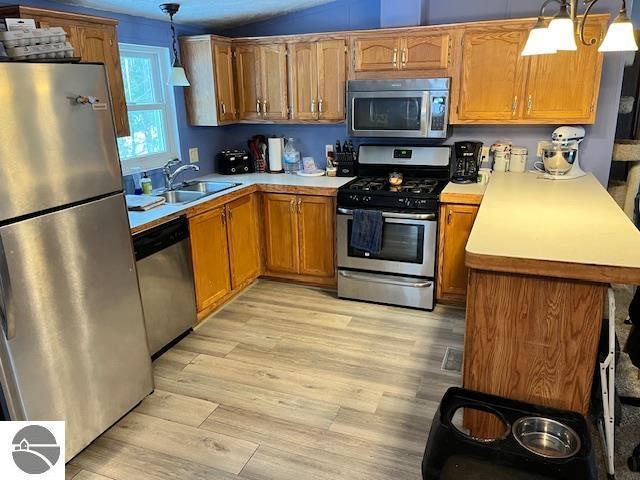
left=0, top=27, right=74, bottom=60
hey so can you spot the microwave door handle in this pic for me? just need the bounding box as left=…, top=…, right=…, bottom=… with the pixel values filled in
left=422, top=91, right=430, bottom=137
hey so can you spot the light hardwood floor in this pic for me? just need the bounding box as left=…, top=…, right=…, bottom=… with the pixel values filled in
left=67, top=280, right=465, bottom=480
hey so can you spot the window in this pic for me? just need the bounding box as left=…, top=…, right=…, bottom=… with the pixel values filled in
left=117, top=43, right=180, bottom=175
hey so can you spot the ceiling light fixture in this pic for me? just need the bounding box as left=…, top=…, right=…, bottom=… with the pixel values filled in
left=523, top=0, right=638, bottom=56
left=160, top=3, right=190, bottom=87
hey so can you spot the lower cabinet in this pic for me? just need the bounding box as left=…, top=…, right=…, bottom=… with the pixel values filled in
left=189, top=193, right=261, bottom=319
left=436, top=203, right=479, bottom=305
left=262, top=193, right=335, bottom=285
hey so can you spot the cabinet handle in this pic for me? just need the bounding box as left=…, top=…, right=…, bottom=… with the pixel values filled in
left=227, top=207, right=232, bottom=221
left=318, top=98, right=323, bottom=114
left=256, top=101, right=261, bottom=114
left=221, top=210, right=226, bottom=224
left=447, top=210, right=452, bottom=225
left=527, top=94, right=533, bottom=114
left=297, top=198, right=302, bottom=213
left=401, top=48, right=407, bottom=66
left=311, top=99, right=316, bottom=113
left=262, top=100, right=268, bottom=114
left=289, top=199, right=295, bottom=212
left=220, top=102, right=226, bottom=115
left=511, top=96, right=518, bottom=115
left=392, top=48, right=398, bottom=67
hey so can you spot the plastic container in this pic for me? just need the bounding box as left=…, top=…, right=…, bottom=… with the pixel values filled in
left=510, top=146, right=528, bottom=173
left=283, top=138, right=300, bottom=174
left=141, top=172, right=153, bottom=195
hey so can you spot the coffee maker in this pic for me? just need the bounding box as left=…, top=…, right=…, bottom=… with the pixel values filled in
left=450, top=141, right=483, bottom=184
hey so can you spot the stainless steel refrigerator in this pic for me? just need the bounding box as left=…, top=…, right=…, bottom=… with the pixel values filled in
left=0, top=63, right=154, bottom=460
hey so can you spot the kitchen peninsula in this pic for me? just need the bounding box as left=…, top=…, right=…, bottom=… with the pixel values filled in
left=463, top=172, right=640, bottom=434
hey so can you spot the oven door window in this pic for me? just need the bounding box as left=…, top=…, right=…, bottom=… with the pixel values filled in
left=347, top=220, right=424, bottom=263
left=353, top=96, right=424, bottom=132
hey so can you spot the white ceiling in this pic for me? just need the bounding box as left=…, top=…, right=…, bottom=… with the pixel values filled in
left=56, top=0, right=337, bottom=28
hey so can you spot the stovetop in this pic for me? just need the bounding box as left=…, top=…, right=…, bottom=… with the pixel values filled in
left=337, top=175, right=447, bottom=212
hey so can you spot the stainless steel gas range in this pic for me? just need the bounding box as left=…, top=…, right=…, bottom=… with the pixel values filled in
left=336, top=145, right=450, bottom=310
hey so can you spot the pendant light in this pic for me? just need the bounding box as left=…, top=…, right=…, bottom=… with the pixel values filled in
left=523, top=0, right=638, bottom=56
left=598, top=5, right=638, bottom=52
left=522, top=17, right=558, bottom=55
left=160, top=3, right=190, bottom=87
left=548, top=1, right=577, bottom=50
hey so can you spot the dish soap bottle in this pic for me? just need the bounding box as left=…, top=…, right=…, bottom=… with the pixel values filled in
left=283, top=138, right=300, bottom=174
left=140, top=171, right=153, bottom=195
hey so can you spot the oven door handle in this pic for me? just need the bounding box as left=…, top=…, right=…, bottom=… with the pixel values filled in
left=339, top=270, right=432, bottom=288
left=337, top=207, right=435, bottom=221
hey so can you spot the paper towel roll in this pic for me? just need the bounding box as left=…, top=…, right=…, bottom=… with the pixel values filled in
left=268, top=137, right=284, bottom=172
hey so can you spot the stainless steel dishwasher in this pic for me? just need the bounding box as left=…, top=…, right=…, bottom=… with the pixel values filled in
left=133, top=217, right=197, bottom=356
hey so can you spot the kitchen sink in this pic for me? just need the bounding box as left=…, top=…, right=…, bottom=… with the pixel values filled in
left=179, top=181, right=241, bottom=194
left=157, top=190, right=207, bottom=205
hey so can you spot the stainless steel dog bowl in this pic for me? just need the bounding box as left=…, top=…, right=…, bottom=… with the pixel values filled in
left=512, top=417, right=581, bottom=459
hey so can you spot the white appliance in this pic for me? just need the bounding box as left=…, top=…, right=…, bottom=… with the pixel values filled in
left=347, top=79, right=450, bottom=138
left=538, top=126, right=587, bottom=180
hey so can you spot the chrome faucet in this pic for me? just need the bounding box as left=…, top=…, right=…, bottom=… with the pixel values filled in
left=163, top=159, right=200, bottom=190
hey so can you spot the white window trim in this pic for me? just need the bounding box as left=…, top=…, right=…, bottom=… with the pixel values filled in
left=118, top=43, right=181, bottom=176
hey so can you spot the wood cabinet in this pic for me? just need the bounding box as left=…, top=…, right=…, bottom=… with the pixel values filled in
left=180, top=36, right=237, bottom=126
left=436, top=203, right=479, bottom=305
left=0, top=6, right=129, bottom=136
left=289, top=39, right=346, bottom=121
left=189, top=193, right=262, bottom=319
left=234, top=44, right=262, bottom=120
left=262, top=193, right=335, bottom=284
left=453, top=16, right=606, bottom=124
left=189, top=208, right=232, bottom=313
left=226, top=194, right=261, bottom=289
left=352, top=33, right=450, bottom=75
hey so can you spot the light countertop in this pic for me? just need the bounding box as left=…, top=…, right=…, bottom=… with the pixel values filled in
left=128, top=173, right=354, bottom=233
left=441, top=181, right=487, bottom=205
left=465, top=171, right=640, bottom=283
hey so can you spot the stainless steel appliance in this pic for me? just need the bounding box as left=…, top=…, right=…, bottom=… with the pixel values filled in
left=134, top=218, right=197, bottom=356
left=451, top=141, right=483, bottom=184
left=337, top=145, right=450, bottom=310
left=347, top=79, right=450, bottom=138
left=216, top=149, right=254, bottom=174
left=0, top=63, right=153, bottom=460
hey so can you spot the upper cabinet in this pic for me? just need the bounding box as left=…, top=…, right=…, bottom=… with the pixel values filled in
left=180, top=35, right=238, bottom=126
left=0, top=6, right=130, bottom=137
left=351, top=32, right=451, bottom=77
left=234, top=44, right=262, bottom=121
left=260, top=44, right=289, bottom=120
left=289, top=39, right=347, bottom=121
left=451, top=16, right=606, bottom=125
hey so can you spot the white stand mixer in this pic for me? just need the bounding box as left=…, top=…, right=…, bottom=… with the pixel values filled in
left=538, top=126, right=587, bottom=180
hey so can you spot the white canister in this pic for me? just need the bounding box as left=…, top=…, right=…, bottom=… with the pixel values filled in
left=477, top=167, right=492, bottom=185
left=493, top=151, right=510, bottom=172
left=510, top=146, right=528, bottom=173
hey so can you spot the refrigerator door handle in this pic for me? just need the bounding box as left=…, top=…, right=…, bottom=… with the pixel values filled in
left=0, top=237, right=14, bottom=340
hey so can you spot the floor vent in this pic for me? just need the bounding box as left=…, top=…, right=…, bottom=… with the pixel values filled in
left=441, top=347, right=463, bottom=373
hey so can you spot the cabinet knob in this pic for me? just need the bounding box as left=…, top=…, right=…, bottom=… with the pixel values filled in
left=256, top=101, right=261, bottom=114
left=262, top=100, right=268, bottom=114
left=220, top=102, right=226, bottom=115
left=401, top=48, right=407, bottom=66
left=297, top=198, right=302, bottom=213
left=311, top=99, right=316, bottom=113
left=527, top=94, right=533, bottom=115
left=318, top=98, right=324, bottom=114
left=392, top=48, right=398, bottom=67
left=511, top=96, right=518, bottom=116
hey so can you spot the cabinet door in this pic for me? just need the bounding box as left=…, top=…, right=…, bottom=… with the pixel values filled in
left=235, top=44, right=262, bottom=120
left=78, top=26, right=130, bottom=137
left=288, top=42, right=319, bottom=121
left=226, top=194, right=261, bottom=289
left=457, top=28, right=528, bottom=121
left=353, top=37, right=400, bottom=72
left=437, top=204, right=479, bottom=303
left=297, top=196, right=335, bottom=278
left=401, top=34, right=450, bottom=71
left=262, top=193, right=299, bottom=274
left=317, top=40, right=346, bottom=121
left=189, top=208, right=232, bottom=312
left=214, top=42, right=237, bottom=122
left=522, top=21, right=604, bottom=123
left=260, top=44, right=289, bottom=120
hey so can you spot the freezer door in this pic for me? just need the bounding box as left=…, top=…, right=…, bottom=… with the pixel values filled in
left=0, top=194, right=153, bottom=460
left=0, top=63, right=123, bottom=222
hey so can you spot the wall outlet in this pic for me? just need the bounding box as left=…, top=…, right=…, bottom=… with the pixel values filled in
left=189, top=147, right=199, bottom=163
left=536, top=141, right=547, bottom=158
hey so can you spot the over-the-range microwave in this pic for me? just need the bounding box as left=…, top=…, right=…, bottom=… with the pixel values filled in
left=347, top=78, right=450, bottom=139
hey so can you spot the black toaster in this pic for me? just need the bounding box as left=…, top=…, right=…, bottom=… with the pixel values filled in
left=216, top=150, right=254, bottom=175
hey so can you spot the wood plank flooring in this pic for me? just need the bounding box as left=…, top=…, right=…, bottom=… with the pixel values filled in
left=68, top=280, right=464, bottom=480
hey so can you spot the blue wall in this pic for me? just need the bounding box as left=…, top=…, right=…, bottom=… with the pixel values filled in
left=0, top=0, right=225, bottom=191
